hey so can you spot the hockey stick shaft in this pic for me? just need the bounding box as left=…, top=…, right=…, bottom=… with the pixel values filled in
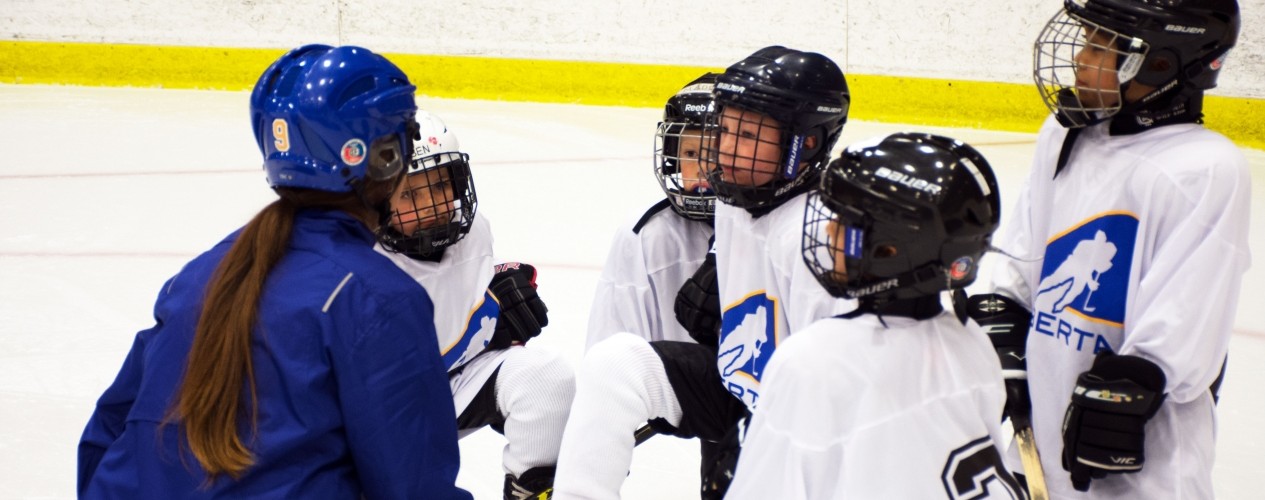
left=634, top=424, right=657, bottom=446
left=1083, top=270, right=1099, bottom=312
left=1012, top=414, right=1049, bottom=500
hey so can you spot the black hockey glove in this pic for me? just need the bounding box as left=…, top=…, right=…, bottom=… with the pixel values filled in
left=966, top=294, right=1033, bottom=423
left=674, top=252, right=721, bottom=347
left=1061, top=353, right=1167, bottom=492
left=487, top=262, right=549, bottom=350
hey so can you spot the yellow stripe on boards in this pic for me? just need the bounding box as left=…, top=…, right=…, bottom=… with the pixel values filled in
left=1205, top=95, right=1265, bottom=151
left=2, top=41, right=1261, bottom=150
left=846, top=75, right=1049, bottom=133
left=391, top=53, right=718, bottom=108
left=0, top=41, right=283, bottom=90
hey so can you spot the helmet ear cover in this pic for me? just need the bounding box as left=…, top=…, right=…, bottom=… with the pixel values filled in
left=827, top=177, right=940, bottom=280
left=1132, top=48, right=1179, bottom=87
left=366, top=134, right=407, bottom=181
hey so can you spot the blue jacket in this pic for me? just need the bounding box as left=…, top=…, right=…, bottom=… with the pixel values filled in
left=78, top=209, right=471, bottom=500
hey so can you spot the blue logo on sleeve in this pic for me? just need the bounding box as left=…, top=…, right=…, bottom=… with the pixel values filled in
left=442, top=290, right=501, bottom=369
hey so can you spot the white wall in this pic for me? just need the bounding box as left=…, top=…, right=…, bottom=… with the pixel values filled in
left=5, top=0, right=1262, bottom=98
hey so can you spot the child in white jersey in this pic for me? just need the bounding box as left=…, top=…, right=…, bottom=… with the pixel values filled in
left=377, top=111, right=575, bottom=499
left=696, top=46, right=854, bottom=412
left=555, top=73, right=740, bottom=500
left=727, top=132, right=1023, bottom=499
left=971, top=0, right=1249, bottom=498
left=554, top=47, right=850, bottom=499
left=585, top=72, right=719, bottom=349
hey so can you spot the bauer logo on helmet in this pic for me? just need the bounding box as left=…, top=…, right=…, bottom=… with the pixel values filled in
left=1164, top=24, right=1206, bottom=35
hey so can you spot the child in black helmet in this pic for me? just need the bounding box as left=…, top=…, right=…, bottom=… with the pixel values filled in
left=727, top=133, right=1023, bottom=499
left=554, top=46, right=852, bottom=499
left=973, top=0, right=1249, bottom=497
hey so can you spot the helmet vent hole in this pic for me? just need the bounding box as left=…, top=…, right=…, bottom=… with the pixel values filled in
left=336, top=76, right=377, bottom=109
left=874, top=245, right=898, bottom=258
left=274, top=66, right=302, bottom=98
left=966, top=208, right=984, bottom=227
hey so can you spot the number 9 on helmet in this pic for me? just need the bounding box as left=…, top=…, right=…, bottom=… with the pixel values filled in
left=250, top=44, right=418, bottom=192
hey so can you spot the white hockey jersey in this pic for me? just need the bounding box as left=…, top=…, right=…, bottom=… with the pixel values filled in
left=726, top=313, right=1022, bottom=500
left=586, top=199, right=714, bottom=349
left=712, top=195, right=853, bottom=409
left=377, top=213, right=499, bottom=373
left=990, top=116, right=1251, bottom=499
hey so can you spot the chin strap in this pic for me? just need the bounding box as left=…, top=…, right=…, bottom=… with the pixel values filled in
left=952, top=289, right=968, bottom=325
left=1108, top=84, right=1202, bottom=136
left=741, top=169, right=821, bottom=219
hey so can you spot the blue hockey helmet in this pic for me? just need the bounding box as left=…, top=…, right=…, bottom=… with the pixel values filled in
left=250, top=44, right=418, bottom=192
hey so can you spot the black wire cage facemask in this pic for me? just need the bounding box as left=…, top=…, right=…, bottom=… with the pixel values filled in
left=380, top=152, right=478, bottom=259
left=654, top=122, right=717, bottom=220
left=1034, top=8, right=1149, bottom=127
left=700, top=103, right=822, bottom=211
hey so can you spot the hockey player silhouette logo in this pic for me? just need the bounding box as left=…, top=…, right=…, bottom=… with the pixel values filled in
left=1035, top=213, right=1138, bottom=327
left=718, top=293, right=778, bottom=406
left=1038, top=230, right=1116, bottom=314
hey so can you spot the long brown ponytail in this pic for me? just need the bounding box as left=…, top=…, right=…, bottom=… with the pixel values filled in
left=171, top=179, right=397, bottom=482
left=174, top=195, right=295, bottom=480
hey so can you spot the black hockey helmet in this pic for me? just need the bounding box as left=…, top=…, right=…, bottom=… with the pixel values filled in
left=379, top=111, right=478, bottom=259
left=654, top=73, right=720, bottom=221
left=802, top=133, right=1000, bottom=302
left=1034, top=0, right=1240, bottom=128
left=703, top=46, right=849, bottom=211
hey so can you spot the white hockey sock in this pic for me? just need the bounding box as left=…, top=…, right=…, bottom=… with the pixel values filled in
left=495, top=346, right=577, bottom=478
left=553, top=333, right=683, bottom=500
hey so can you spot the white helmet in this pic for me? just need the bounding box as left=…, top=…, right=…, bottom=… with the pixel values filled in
left=410, top=111, right=467, bottom=174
